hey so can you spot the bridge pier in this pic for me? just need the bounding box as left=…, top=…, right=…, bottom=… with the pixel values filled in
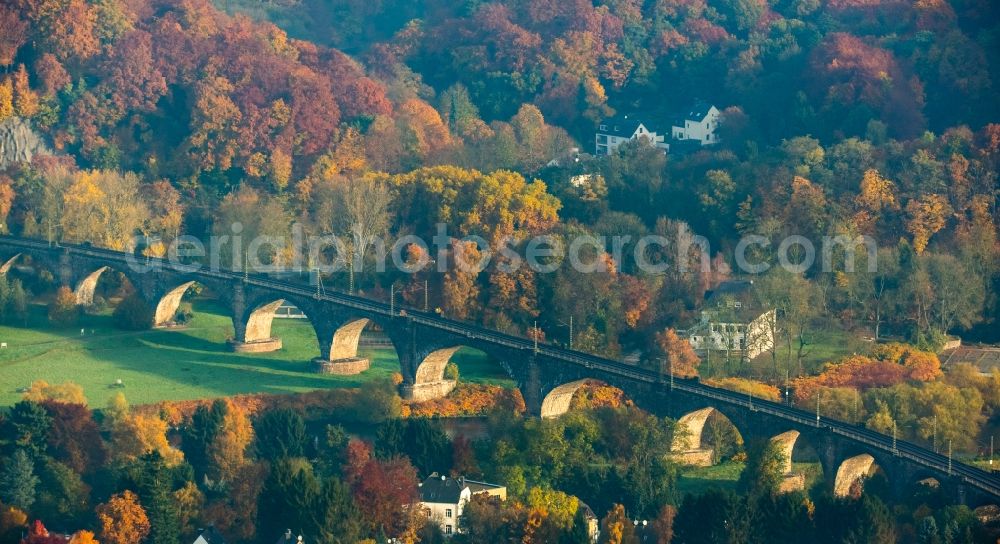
left=313, top=356, right=370, bottom=375
left=399, top=380, right=456, bottom=402
left=771, top=431, right=805, bottom=493
left=229, top=338, right=283, bottom=353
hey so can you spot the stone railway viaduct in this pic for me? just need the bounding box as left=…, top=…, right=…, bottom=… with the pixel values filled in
left=2, top=236, right=999, bottom=505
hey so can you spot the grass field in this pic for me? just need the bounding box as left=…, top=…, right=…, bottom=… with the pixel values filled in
left=0, top=299, right=513, bottom=407
left=699, top=327, right=869, bottom=381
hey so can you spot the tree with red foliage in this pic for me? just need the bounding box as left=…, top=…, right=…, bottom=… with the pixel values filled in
left=34, top=54, right=71, bottom=97
left=810, top=33, right=925, bottom=137
left=21, top=520, right=65, bottom=544
left=0, top=6, right=28, bottom=67
left=348, top=454, right=419, bottom=537
left=99, top=30, right=168, bottom=115
left=41, top=400, right=107, bottom=474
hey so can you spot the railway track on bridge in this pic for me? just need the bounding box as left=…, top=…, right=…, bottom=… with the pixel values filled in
left=3, top=236, right=1000, bottom=498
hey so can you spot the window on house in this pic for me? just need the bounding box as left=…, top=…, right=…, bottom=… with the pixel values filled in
left=446, top=526, right=453, bottom=535
left=599, top=124, right=607, bottom=131
left=734, top=301, right=742, bottom=308
left=446, top=509, right=453, bottom=518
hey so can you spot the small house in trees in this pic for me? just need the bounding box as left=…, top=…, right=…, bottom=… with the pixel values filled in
left=594, top=116, right=668, bottom=155
left=417, top=473, right=507, bottom=536
left=193, top=527, right=226, bottom=544
left=274, top=529, right=303, bottom=544
left=594, top=103, right=721, bottom=156
left=684, top=280, right=774, bottom=360
left=670, top=102, right=722, bottom=146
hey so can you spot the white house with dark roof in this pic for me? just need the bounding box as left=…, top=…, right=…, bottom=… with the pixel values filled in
left=670, top=101, right=721, bottom=146
left=595, top=102, right=720, bottom=156
left=594, top=116, right=668, bottom=155
left=417, top=473, right=506, bottom=536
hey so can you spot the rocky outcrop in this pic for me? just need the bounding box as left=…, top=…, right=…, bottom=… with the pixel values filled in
left=0, top=117, right=50, bottom=169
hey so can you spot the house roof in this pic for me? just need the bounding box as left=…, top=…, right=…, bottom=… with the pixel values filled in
left=703, top=280, right=766, bottom=322
left=419, top=473, right=504, bottom=504
left=193, top=527, right=226, bottom=544
left=597, top=116, right=649, bottom=137
left=672, top=101, right=715, bottom=124
left=419, top=474, right=466, bottom=504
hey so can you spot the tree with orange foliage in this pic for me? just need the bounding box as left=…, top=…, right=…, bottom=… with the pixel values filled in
left=0, top=176, right=15, bottom=234
left=110, top=410, right=184, bottom=466
left=96, top=491, right=150, bottom=544
left=67, top=530, right=99, bottom=544
left=570, top=382, right=633, bottom=410
left=0, top=504, right=28, bottom=536
left=656, top=328, right=700, bottom=378
left=396, top=98, right=453, bottom=167
left=12, top=64, right=38, bottom=118
left=441, top=240, right=482, bottom=320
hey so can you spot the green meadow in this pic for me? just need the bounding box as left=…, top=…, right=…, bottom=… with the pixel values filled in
left=0, top=299, right=510, bottom=407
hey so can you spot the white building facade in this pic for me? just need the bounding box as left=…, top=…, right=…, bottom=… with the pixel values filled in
left=595, top=117, right=668, bottom=155
left=418, top=474, right=507, bottom=536
left=670, top=103, right=721, bottom=146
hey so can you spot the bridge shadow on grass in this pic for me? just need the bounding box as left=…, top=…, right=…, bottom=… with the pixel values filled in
left=677, top=462, right=742, bottom=496
left=70, top=338, right=400, bottom=404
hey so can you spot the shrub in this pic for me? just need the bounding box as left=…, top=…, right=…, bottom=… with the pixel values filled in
left=47, top=286, right=79, bottom=327
left=113, top=293, right=153, bottom=330
left=443, top=361, right=460, bottom=381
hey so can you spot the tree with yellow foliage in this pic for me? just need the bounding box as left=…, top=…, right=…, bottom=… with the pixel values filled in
left=111, top=411, right=184, bottom=466
left=599, top=503, right=638, bottom=544
left=0, top=79, right=13, bottom=122
left=61, top=170, right=148, bottom=250
left=22, top=379, right=88, bottom=405
left=96, top=491, right=150, bottom=544
left=208, top=399, right=254, bottom=483
left=853, top=169, right=899, bottom=235
left=904, top=194, right=950, bottom=254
